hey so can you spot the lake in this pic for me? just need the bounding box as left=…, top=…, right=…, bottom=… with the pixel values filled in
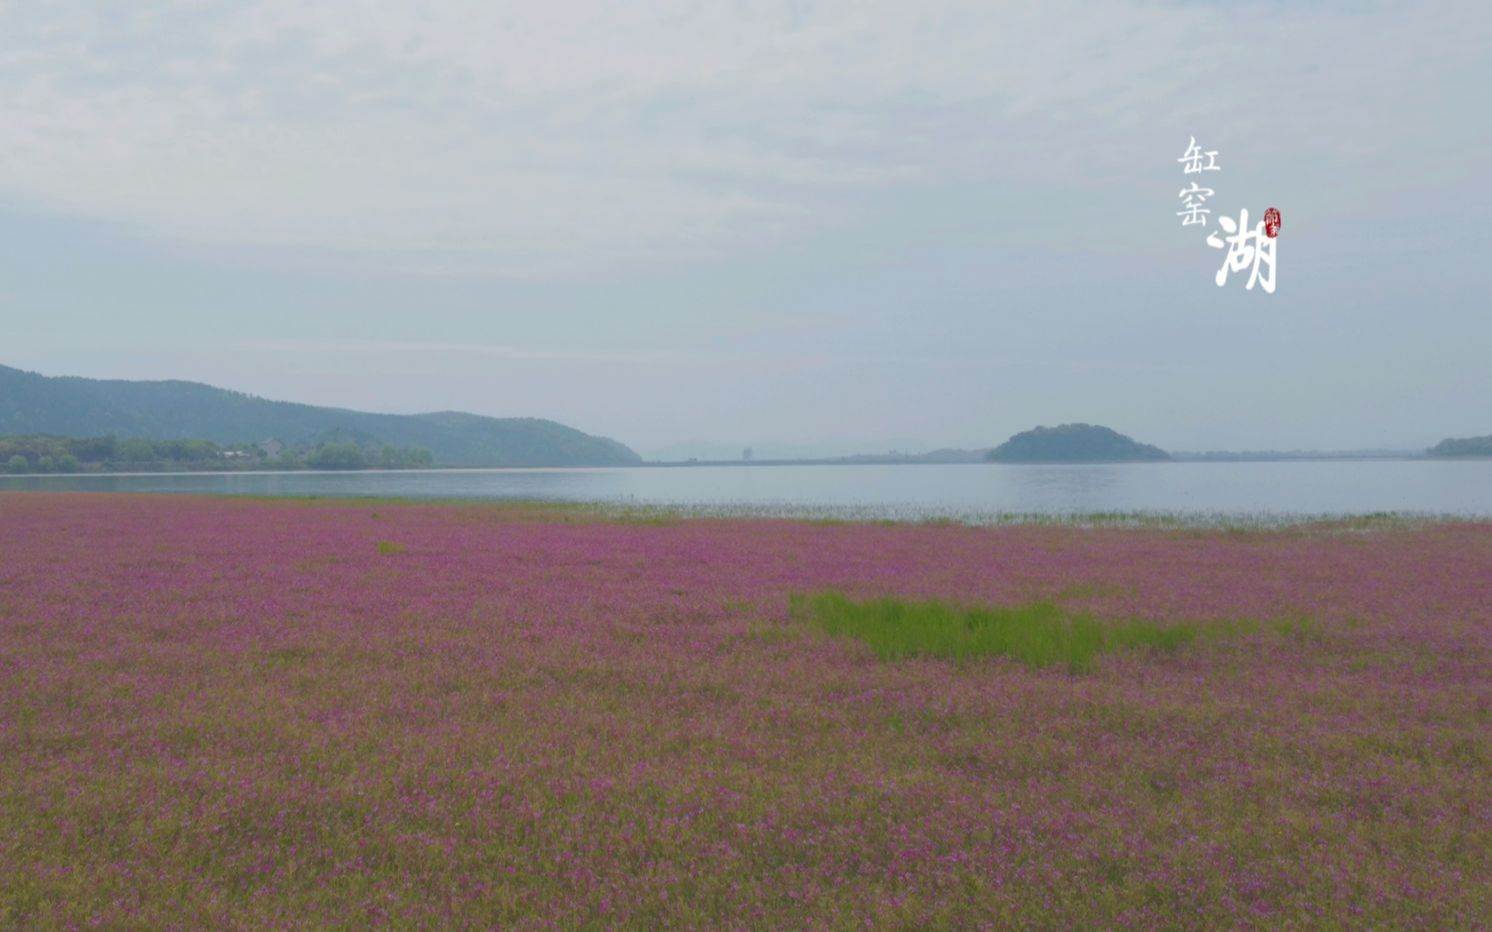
left=2, top=460, right=1490, bottom=519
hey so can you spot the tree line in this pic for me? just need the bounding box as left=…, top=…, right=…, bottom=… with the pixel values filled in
left=1, top=435, right=434, bottom=474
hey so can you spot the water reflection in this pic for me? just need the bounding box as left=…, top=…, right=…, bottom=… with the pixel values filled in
left=997, top=465, right=1128, bottom=513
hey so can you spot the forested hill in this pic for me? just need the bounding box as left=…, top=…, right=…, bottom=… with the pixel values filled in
left=986, top=424, right=1171, bottom=463
left=0, top=364, right=641, bottom=467
left=1428, top=435, right=1492, bottom=457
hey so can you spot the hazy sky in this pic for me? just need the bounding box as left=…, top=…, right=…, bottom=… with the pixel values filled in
left=2, top=1, right=1488, bottom=458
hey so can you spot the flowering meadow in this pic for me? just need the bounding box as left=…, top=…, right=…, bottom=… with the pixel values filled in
left=2, top=493, right=1490, bottom=928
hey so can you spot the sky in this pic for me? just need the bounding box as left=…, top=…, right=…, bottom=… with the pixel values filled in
left=1, top=1, right=1489, bottom=459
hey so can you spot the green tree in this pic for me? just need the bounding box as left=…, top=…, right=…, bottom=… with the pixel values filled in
left=118, top=438, right=157, bottom=462
left=72, top=435, right=117, bottom=462
left=57, top=453, right=80, bottom=473
left=377, top=445, right=435, bottom=468
left=36, top=455, right=56, bottom=473
left=178, top=439, right=220, bottom=461
left=306, top=443, right=366, bottom=470
left=6, top=454, right=27, bottom=474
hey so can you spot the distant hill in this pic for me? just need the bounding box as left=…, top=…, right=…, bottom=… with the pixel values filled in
left=986, top=424, right=1171, bottom=463
left=0, top=364, right=640, bottom=467
left=1428, top=435, right=1492, bottom=458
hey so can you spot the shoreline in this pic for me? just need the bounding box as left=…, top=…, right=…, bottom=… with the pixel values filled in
left=3, top=488, right=1488, bottom=531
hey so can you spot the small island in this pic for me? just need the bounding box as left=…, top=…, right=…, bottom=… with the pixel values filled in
left=1428, top=435, right=1492, bottom=458
left=986, top=423, right=1171, bottom=463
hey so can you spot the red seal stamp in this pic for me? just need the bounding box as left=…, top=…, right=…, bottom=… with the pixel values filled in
left=1263, top=207, right=1281, bottom=238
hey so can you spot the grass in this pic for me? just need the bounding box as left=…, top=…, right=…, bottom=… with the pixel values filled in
left=792, top=591, right=1197, bottom=672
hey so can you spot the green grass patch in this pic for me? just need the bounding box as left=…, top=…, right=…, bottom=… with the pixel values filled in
left=261, top=645, right=316, bottom=667
left=376, top=540, right=406, bottom=555
left=1272, top=614, right=1325, bottom=642
left=790, top=591, right=1197, bottom=672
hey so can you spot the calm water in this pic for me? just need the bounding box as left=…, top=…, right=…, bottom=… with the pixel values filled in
left=2, top=460, right=1490, bottom=518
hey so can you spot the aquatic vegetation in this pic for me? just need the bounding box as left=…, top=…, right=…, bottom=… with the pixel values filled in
left=1, top=492, right=1490, bottom=927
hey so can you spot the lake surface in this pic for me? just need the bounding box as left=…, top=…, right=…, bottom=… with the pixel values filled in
left=2, top=460, right=1490, bottom=518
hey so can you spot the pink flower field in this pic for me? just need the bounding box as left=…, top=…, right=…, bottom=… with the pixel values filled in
left=2, top=492, right=1491, bottom=928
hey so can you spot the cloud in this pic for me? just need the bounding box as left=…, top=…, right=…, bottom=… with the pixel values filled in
left=0, top=1, right=1484, bottom=275
left=237, top=337, right=1232, bottom=379
left=240, top=337, right=705, bottom=366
